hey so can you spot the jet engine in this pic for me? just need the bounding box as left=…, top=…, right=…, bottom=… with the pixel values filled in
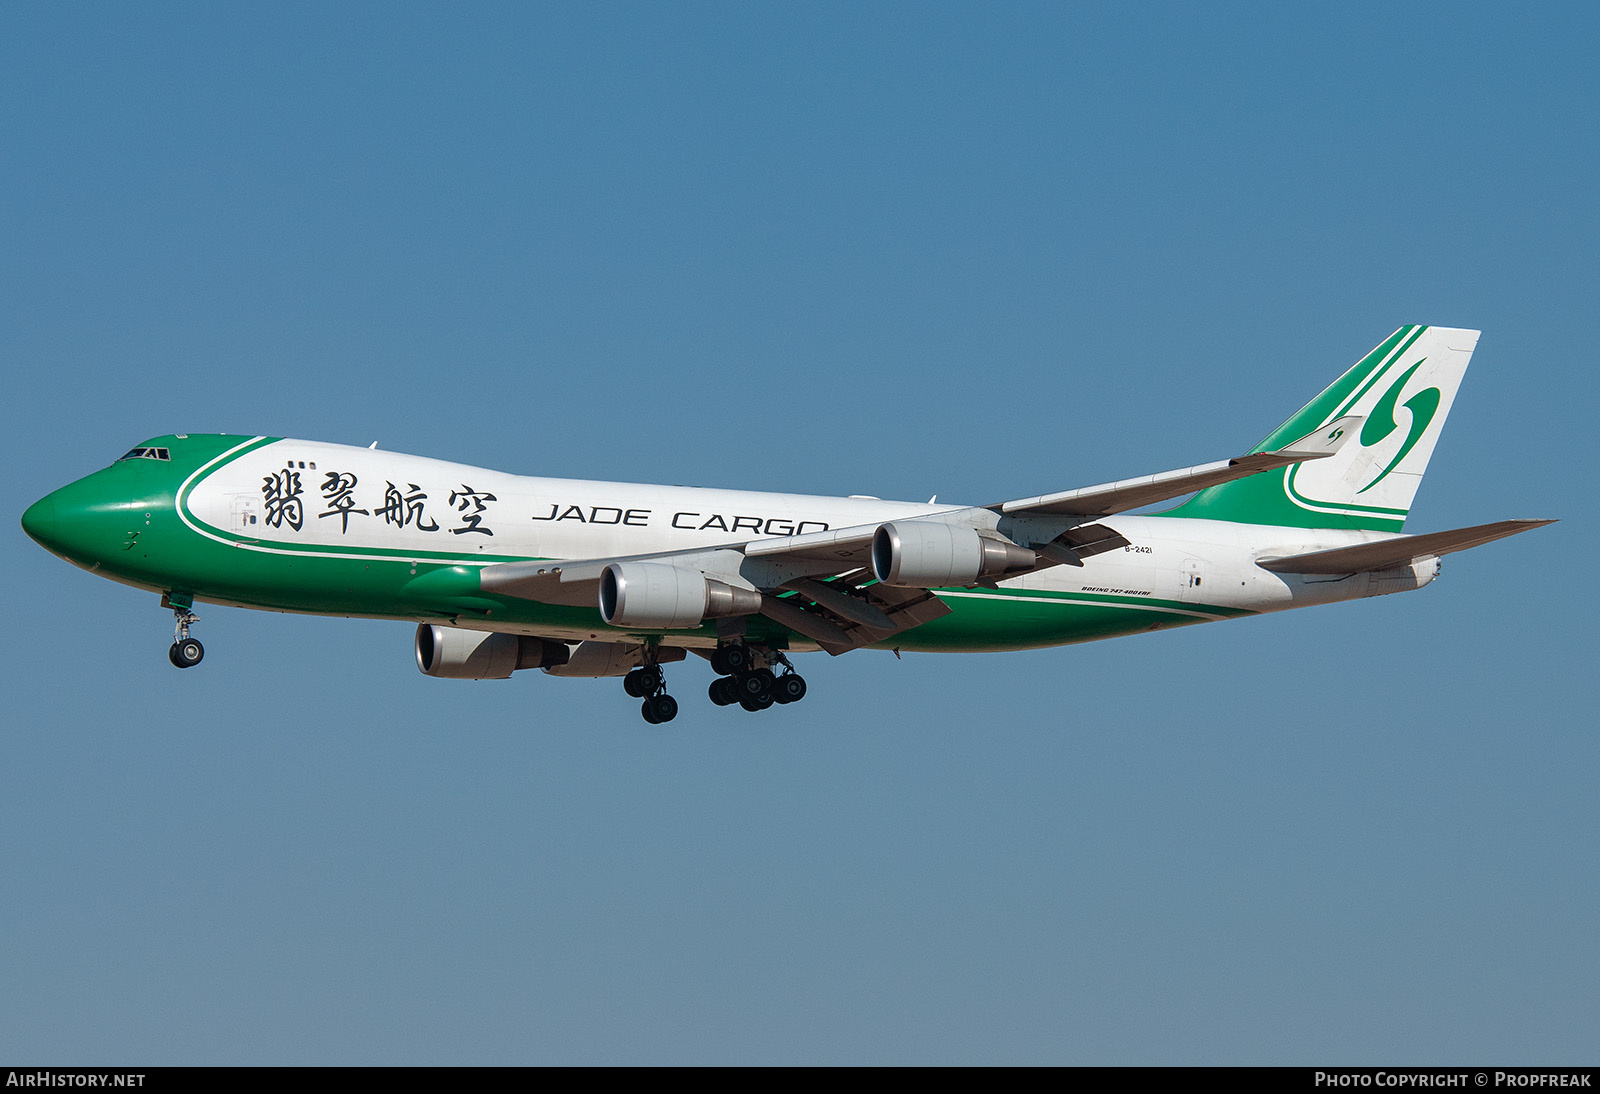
left=414, top=624, right=570, bottom=680
left=871, top=521, right=1036, bottom=588
left=598, top=562, right=762, bottom=629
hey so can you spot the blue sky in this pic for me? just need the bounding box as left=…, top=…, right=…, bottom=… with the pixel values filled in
left=2, top=2, right=1594, bottom=1063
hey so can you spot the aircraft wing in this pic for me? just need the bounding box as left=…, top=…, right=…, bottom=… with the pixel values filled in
left=734, top=413, right=1362, bottom=573
left=475, top=540, right=947, bottom=653
left=995, top=415, right=1362, bottom=517
left=1256, top=518, right=1556, bottom=575
left=477, top=550, right=705, bottom=607
left=475, top=417, right=1361, bottom=652
left=759, top=575, right=955, bottom=655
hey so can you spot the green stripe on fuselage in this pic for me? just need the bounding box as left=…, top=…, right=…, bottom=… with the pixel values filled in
left=60, top=433, right=1249, bottom=655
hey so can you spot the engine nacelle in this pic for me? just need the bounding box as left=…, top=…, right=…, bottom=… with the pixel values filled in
left=414, top=624, right=570, bottom=680
left=871, top=521, right=1036, bottom=588
left=598, top=562, right=762, bottom=629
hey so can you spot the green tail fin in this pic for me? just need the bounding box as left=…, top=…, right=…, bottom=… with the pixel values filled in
left=1166, top=325, right=1479, bottom=532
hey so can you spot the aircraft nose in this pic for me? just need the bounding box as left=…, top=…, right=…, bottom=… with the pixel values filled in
left=21, top=491, right=61, bottom=551
left=21, top=480, right=130, bottom=565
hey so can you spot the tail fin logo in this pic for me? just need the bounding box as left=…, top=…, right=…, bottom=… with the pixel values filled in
left=1355, top=360, right=1441, bottom=494
left=1169, top=325, right=1475, bottom=531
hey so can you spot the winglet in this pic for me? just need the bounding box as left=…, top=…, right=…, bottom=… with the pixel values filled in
left=1268, top=414, right=1363, bottom=463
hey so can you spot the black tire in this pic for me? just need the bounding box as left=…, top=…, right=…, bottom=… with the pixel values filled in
left=734, top=672, right=771, bottom=702
left=709, top=679, right=735, bottom=706
left=641, top=698, right=661, bottom=724
left=168, top=643, right=183, bottom=668
left=739, top=693, right=774, bottom=713
left=710, top=647, right=731, bottom=676
left=637, top=665, right=663, bottom=694
left=173, top=638, right=204, bottom=668
left=720, top=645, right=751, bottom=674
left=650, top=694, right=679, bottom=723
left=623, top=669, right=646, bottom=698
left=774, top=674, right=807, bottom=704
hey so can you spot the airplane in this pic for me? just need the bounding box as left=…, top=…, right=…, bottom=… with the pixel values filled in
left=21, top=325, right=1551, bottom=723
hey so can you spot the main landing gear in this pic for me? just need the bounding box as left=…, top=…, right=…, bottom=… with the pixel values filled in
left=623, top=661, right=678, bottom=724
left=167, top=604, right=204, bottom=669
left=623, top=643, right=808, bottom=723
left=707, top=644, right=806, bottom=714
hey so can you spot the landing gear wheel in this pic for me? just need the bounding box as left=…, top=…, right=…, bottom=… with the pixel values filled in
left=733, top=671, right=772, bottom=704
left=739, top=693, right=774, bottom=712
left=712, top=644, right=752, bottom=676
left=168, top=603, right=203, bottom=668
left=636, top=665, right=663, bottom=693
left=623, top=669, right=647, bottom=698
left=773, top=674, right=807, bottom=704
left=709, top=678, right=736, bottom=706
left=171, top=638, right=204, bottom=668
left=643, top=693, right=678, bottom=723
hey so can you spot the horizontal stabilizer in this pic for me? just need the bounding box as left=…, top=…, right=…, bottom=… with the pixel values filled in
left=1256, top=519, right=1555, bottom=575
left=1000, top=415, right=1362, bottom=517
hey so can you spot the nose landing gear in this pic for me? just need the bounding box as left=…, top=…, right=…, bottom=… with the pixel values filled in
left=166, top=601, right=204, bottom=669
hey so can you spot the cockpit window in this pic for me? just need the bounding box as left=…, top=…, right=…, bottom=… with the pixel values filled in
left=117, top=447, right=171, bottom=462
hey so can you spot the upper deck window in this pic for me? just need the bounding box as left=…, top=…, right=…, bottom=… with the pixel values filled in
left=117, top=447, right=171, bottom=462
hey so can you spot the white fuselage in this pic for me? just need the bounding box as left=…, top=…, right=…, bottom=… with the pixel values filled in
left=179, top=437, right=1436, bottom=649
